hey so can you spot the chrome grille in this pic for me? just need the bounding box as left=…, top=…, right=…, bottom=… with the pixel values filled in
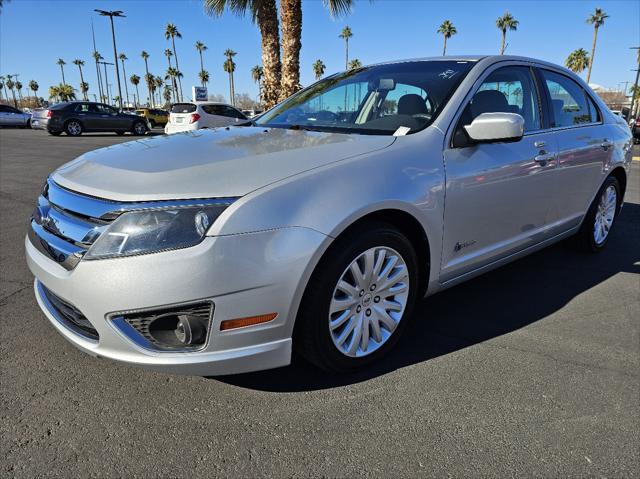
left=29, top=180, right=118, bottom=270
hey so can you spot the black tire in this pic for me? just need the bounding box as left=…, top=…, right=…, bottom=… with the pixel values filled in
left=294, top=221, right=419, bottom=373
left=116, top=131, right=126, bottom=136
left=64, top=119, right=83, bottom=136
left=48, top=130, right=62, bottom=136
left=573, top=175, right=621, bottom=253
left=132, top=121, right=147, bottom=136
left=22, top=119, right=31, bottom=129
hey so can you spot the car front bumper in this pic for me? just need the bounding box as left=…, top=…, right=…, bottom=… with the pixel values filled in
left=26, top=226, right=328, bottom=375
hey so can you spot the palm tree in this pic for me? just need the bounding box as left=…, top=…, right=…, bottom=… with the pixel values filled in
left=72, top=59, right=88, bottom=100
left=118, top=53, right=130, bottom=106
left=195, top=41, right=208, bottom=74
left=251, top=65, right=263, bottom=103
left=144, top=74, right=155, bottom=107
left=339, top=26, right=353, bottom=70
left=29, top=80, right=39, bottom=106
left=92, top=51, right=104, bottom=102
left=437, top=20, right=457, bottom=56
left=199, top=70, right=210, bottom=87
left=165, top=23, right=183, bottom=101
left=49, top=83, right=75, bottom=102
left=223, top=49, right=237, bottom=106
left=130, top=74, right=141, bottom=107
left=348, top=59, right=362, bottom=69
left=57, top=58, right=67, bottom=85
left=565, top=48, right=590, bottom=75
left=141, top=50, right=154, bottom=107
left=155, top=76, right=164, bottom=105
left=496, top=11, right=519, bottom=55
left=586, top=7, right=609, bottom=84
left=0, top=75, right=4, bottom=102
left=165, top=67, right=179, bottom=103
left=5, top=78, right=16, bottom=107
left=312, top=59, right=326, bottom=80
left=278, top=0, right=302, bottom=101
left=204, top=0, right=282, bottom=109
left=163, top=85, right=172, bottom=106
left=164, top=48, right=173, bottom=68
left=15, top=81, right=23, bottom=105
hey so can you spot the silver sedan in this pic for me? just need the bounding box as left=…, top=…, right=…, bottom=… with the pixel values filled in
left=0, top=104, right=31, bottom=127
left=26, top=55, right=633, bottom=375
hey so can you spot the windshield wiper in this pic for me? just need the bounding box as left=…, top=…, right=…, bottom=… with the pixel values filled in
left=286, top=124, right=316, bottom=131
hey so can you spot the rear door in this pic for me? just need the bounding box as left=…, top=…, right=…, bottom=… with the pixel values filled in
left=537, top=68, right=612, bottom=231
left=200, top=104, right=246, bottom=127
left=441, top=64, right=559, bottom=282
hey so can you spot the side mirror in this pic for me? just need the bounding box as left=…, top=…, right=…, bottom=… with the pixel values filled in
left=464, top=112, right=524, bottom=143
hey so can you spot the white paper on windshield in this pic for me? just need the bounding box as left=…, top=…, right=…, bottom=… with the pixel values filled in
left=393, top=126, right=411, bottom=136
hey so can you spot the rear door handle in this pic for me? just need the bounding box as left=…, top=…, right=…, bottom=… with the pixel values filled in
left=601, top=139, right=613, bottom=150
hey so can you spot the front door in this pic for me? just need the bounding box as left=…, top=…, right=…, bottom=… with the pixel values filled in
left=441, top=65, right=558, bottom=282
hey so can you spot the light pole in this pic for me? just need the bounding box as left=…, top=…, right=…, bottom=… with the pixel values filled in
left=98, top=61, right=114, bottom=105
left=629, top=47, right=640, bottom=119
left=95, top=9, right=125, bottom=110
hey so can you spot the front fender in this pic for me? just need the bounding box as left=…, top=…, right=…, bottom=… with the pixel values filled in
left=209, top=127, right=447, bottom=293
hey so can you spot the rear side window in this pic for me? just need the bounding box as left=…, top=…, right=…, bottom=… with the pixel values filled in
left=540, top=70, right=595, bottom=127
left=171, top=103, right=196, bottom=114
left=201, top=104, right=225, bottom=116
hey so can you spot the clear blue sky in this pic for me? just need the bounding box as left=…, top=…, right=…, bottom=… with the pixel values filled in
left=1, top=0, right=638, bottom=104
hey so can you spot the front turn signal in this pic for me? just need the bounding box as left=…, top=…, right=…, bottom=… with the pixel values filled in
left=220, top=313, right=278, bottom=331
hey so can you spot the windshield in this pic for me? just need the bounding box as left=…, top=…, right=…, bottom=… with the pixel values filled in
left=256, top=60, right=475, bottom=135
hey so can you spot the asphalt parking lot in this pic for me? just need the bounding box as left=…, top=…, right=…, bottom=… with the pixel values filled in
left=1, top=128, right=638, bottom=478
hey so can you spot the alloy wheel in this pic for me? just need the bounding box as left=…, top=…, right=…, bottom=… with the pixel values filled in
left=593, top=185, right=617, bottom=245
left=134, top=122, right=146, bottom=135
left=67, top=121, right=81, bottom=136
left=328, top=246, right=410, bottom=358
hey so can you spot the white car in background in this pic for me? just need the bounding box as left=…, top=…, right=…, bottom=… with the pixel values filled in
left=165, top=102, right=248, bottom=134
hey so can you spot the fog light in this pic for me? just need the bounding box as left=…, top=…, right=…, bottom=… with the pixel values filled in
left=175, top=314, right=206, bottom=345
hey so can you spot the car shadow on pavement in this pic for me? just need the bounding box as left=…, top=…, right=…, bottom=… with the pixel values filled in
left=213, top=202, right=640, bottom=392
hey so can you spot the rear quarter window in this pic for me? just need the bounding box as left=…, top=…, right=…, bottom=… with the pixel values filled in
left=171, top=103, right=196, bottom=114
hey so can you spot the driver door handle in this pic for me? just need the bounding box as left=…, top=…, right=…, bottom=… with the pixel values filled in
left=534, top=151, right=557, bottom=164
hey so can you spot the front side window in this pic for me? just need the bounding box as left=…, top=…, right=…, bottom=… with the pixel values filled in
left=540, top=69, right=594, bottom=127
left=460, top=66, right=541, bottom=132
left=256, top=61, right=475, bottom=135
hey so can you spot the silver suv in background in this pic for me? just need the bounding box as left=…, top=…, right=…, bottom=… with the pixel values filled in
left=26, top=56, right=632, bottom=376
left=165, top=102, right=248, bottom=134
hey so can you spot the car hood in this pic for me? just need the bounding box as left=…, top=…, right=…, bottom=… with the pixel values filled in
left=52, top=127, right=395, bottom=201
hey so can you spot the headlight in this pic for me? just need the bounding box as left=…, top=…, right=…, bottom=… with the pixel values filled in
left=85, top=202, right=234, bottom=260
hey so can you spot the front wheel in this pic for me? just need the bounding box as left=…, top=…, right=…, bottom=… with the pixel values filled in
left=574, top=175, right=621, bottom=252
left=132, top=121, right=147, bottom=136
left=295, top=222, right=419, bottom=373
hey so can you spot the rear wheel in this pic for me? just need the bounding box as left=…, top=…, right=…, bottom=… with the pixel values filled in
left=64, top=120, right=82, bottom=136
left=132, top=121, right=147, bottom=136
left=574, top=175, right=621, bottom=252
left=295, top=222, right=418, bottom=373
